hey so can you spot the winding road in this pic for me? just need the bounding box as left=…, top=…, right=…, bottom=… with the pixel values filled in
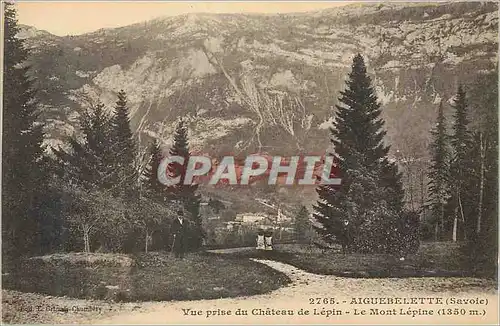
left=90, top=258, right=498, bottom=325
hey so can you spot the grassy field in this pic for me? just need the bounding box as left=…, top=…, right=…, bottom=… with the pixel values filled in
left=2, top=251, right=291, bottom=302
left=215, top=241, right=495, bottom=279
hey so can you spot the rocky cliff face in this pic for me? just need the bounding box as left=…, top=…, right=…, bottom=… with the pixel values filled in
left=19, top=2, right=497, bottom=162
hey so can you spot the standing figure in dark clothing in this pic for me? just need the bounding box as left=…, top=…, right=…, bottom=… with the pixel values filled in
left=171, top=210, right=187, bottom=258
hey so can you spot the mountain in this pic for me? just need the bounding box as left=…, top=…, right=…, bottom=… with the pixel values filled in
left=17, top=2, right=498, bottom=207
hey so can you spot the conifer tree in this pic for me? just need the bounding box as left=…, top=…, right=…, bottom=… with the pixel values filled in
left=141, top=139, right=172, bottom=250
left=451, top=86, right=470, bottom=165
left=313, top=54, right=405, bottom=254
left=427, top=102, right=450, bottom=240
left=54, top=100, right=114, bottom=191
left=53, top=100, right=134, bottom=252
left=449, top=86, right=471, bottom=241
left=166, top=119, right=203, bottom=251
left=143, top=139, right=166, bottom=201
left=2, top=3, right=48, bottom=256
left=110, top=90, right=137, bottom=197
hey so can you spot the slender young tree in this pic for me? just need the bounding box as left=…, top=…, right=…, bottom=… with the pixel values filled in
left=427, top=102, right=451, bottom=241
left=313, top=54, right=405, bottom=254
left=2, top=3, right=48, bottom=257
left=166, top=119, right=203, bottom=251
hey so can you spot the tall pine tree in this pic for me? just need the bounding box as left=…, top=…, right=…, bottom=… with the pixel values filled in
left=449, top=86, right=471, bottom=241
left=110, top=90, right=137, bottom=197
left=313, top=54, right=405, bottom=254
left=166, top=119, right=203, bottom=251
left=2, top=2, right=48, bottom=257
left=427, top=102, right=451, bottom=241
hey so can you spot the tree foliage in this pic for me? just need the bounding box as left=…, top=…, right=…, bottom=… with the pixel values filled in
left=313, top=54, right=407, bottom=254
left=143, top=139, right=166, bottom=201
left=52, top=95, right=171, bottom=253
left=2, top=3, right=48, bottom=257
left=427, top=102, right=451, bottom=240
left=459, top=72, right=498, bottom=277
left=294, top=205, right=310, bottom=244
left=53, top=100, right=115, bottom=191
left=447, top=86, right=472, bottom=241
left=165, top=119, right=204, bottom=251
left=110, top=90, right=137, bottom=197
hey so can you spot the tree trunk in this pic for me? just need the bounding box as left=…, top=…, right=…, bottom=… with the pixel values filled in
left=83, top=231, right=86, bottom=253
left=407, top=166, right=415, bottom=212
left=477, top=132, right=486, bottom=235
left=145, top=228, right=149, bottom=254
left=440, top=203, right=445, bottom=240
left=419, top=170, right=425, bottom=208
left=84, top=231, right=90, bottom=253
left=434, top=222, right=439, bottom=241
left=452, top=213, right=458, bottom=242
left=82, top=224, right=91, bottom=253
left=458, top=191, right=466, bottom=241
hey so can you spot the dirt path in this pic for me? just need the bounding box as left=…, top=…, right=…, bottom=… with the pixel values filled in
left=90, top=258, right=498, bottom=325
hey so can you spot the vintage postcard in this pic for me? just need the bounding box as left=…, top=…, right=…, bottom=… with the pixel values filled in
left=1, top=0, right=498, bottom=324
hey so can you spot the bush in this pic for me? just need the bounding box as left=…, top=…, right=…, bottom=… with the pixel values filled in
left=401, top=210, right=421, bottom=255
left=460, top=232, right=498, bottom=279
left=385, top=210, right=420, bottom=256
left=352, top=203, right=395, bottom=254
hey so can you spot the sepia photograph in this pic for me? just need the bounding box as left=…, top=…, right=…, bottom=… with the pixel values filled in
left=1, top=0, right=498, bottom=324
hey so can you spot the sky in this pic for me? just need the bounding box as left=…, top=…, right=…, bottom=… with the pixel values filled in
left=16, top=1, right=351, bottom=36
